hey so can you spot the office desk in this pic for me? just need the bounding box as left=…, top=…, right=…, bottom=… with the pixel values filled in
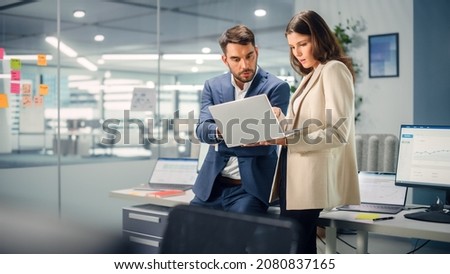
left=318, top=209, right=450, bottom=254
left=110, top=188, right=195, bottom=253
left=110, top=188, right=194, bottom=207
left=111, top=189, right=450, bottom=254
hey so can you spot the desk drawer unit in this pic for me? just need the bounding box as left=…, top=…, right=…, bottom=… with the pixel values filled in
left=123, top=204, right=171, bottom=253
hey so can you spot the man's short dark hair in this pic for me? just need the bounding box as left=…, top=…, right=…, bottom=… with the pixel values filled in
left=218, top=24, right=256, bottom=54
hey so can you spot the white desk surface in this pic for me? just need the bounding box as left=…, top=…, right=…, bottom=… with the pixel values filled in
left=110, top=188, right=450, bottom=253
left=109, top=188, right=194, bottom=208
left=318, top=208, right=450, bottom=243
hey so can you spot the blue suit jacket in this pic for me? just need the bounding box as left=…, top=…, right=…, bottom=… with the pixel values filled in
left=193, top=67, right=290, bottom=205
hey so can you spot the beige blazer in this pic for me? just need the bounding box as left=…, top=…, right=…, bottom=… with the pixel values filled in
left=270, top=60, right=360, bottom=210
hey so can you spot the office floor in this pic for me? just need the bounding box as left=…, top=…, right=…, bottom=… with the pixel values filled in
left=316, top=231, right=450, bottom=254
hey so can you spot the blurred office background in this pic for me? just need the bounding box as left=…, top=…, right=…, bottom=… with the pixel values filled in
left=0, top=0, right=449, bottom=253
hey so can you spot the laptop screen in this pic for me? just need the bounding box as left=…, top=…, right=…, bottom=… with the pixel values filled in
left=148, top=158, right=198, bottom=187
left=359, top=172, right=407, bottom=205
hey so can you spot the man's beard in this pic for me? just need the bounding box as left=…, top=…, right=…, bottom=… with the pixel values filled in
left=232, top=68, right=255, bottom=83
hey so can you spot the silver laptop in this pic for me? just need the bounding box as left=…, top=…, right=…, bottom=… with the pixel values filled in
left=208, top=94, right=296, bottom=147
left=336, top=172, right=408, bottom=214
left=144, top=158, right=198, bottom=190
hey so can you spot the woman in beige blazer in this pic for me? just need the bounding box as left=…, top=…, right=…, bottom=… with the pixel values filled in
left=263, top=10, right=360, bottom=253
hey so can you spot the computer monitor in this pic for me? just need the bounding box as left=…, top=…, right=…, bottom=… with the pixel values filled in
left=395, top=125, right=450, bottom=223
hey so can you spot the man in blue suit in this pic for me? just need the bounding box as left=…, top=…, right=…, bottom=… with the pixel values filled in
left=191, top=25, right=290, bottom=214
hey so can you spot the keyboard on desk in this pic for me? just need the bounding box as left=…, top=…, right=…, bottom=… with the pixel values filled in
left=336, top=203, right=404, bottom=214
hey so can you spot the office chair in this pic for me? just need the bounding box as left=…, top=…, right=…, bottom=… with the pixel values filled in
left=160, top=205, right=299, bottom=254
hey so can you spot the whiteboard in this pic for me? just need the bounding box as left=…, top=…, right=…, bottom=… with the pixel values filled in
left=19, top=105, right=45, bottom=133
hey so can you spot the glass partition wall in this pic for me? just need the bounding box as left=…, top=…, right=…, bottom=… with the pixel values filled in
left=1, top=0, right=296, bottom=164
left=0, top=0, right=296, bottom=234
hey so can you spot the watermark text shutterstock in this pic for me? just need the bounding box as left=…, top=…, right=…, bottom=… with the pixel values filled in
left=100, top=109, right=348, bottom=145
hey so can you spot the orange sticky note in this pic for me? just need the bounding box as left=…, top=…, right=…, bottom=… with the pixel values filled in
left=39, top=84, right=48, bottom=95
left=10, top=82, right=20, bottom=94
left=37, top=54, right=47, bottom=66
left=0, top=94, right=9, bottom=108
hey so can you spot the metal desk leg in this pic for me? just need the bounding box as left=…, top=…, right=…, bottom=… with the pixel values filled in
left=325, top=226, right=337, bottom=254
left=356, top=230, right=368, bottom=254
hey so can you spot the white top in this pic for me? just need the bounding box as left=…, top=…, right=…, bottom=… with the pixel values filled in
left=220, top=67, right=258, bottom=180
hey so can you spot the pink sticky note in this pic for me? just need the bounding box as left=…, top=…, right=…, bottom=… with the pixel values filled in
left=11, top=70, right=21, bottom=81
left=22, top=95, right=32, bottom=107
left=22, top=83, right=31, bottom=95
left=0, top=48, right=4, bottom=60
left=34, top=95, right=44, bottom=106
left=10, top=82, right=20, bottom=94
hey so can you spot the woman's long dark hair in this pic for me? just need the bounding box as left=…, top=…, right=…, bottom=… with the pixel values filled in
left=285, top=10, right=355, bottom=81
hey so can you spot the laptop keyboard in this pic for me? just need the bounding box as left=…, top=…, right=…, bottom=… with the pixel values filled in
left=338, top=204, right=404, bottom=214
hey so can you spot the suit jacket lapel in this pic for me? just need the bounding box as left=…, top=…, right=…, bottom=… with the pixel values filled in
left=244, top=68, right=267, bottom=98
left=221, top=73, right=235, bottom=103
left=289, top=64, right=324, bottom=125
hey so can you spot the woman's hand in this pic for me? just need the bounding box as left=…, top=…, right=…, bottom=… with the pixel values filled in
left=272, top=107, right=282, bottom=118
left=244, top=137, right=287, bottom=146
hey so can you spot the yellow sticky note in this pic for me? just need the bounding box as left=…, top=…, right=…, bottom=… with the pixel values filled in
left=10, top=58, right=21, bottom=70
left=39, top=84, right=48, bottom=95
left=355, top=213, right=380, bottom=220
left=37, top=54, right=47, bottom=66
left=0, top=94, right=9, bottom=108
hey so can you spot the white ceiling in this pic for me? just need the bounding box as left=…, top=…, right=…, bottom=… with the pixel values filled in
left=1, top=0, right=296, bottom=78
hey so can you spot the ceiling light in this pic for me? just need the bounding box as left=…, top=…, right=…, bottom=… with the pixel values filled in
left=195, top=59, right=204, bottom=65
left=201, top=47, right=211, bottom=54
left=104, top=79, right=143, bottom=85
left=102, top=54, right=159, bottom=60
left=163, top=54, right=221, bottom=60
left=45, top=36, right=78, bottom=57
left=68, top=75, right=92, bottom=81
left=73, top=10, right=85, bottom=18
left=94, top=34, right=104, bottom=42
left=254, top=9, right=267, bottom=17
left=191, top=67, right=199, bottom=72
left=161, top=85, right=204, bottom=92
left=77, top=57, right=98, bottom=71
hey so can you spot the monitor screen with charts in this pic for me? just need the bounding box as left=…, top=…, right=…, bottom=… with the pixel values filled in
left=208, top=94, right=291, bottom=147
left=336, top=172, right=408, bottom=214
left=146, top=158, right=198, bottom=190
left=395, top=125, right=450, bottom=223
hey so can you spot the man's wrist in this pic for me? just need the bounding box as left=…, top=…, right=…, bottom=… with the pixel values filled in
left=215, top=128, right=223, bottom=141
